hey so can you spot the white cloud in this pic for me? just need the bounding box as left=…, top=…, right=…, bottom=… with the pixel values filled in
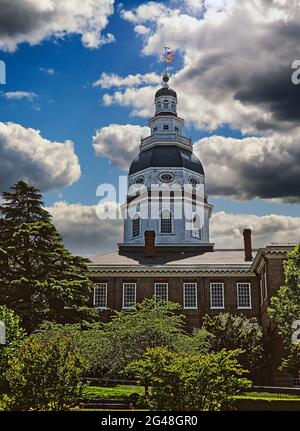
left=3, top=91, right=37, bottom=100
left=93, top=124, right=150, bottom=170
left=211, top=211, right=300, bottom=249
left=0, top=122, right=81, bottom=192
left=194, top=132, right=300, bottom=202
left=116, top=0, right=300, bottom=133
left=94, top=72, right=160, bottom=89
left=0, top=0, right=115, bottom=52
left=49, top=201, right=122, bottom=257
left=39, top=67, right=55, bottom=75
left=48, top=201, right=300, bottom=256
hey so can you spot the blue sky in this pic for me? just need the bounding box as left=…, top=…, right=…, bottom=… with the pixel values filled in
left=0, top=0, right=299, bottom=254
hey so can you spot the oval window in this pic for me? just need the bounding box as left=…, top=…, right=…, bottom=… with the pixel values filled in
left=189, top=176, right=199, bottom=187
left=159, top=172, right=174, bottom=183
left=135, top=176, right=144, bottom=185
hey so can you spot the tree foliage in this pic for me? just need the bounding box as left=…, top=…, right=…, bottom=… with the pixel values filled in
left=0, top=306, right=26, bottom=390
left=4, top=329, right=88, bottom=411
left=202, top=313, right=264, bottom=373
left=127, top=347, right=251, bottom=411
left=269, top=244, right=300, bottom=373
left=0, top=181, right=96, bottom=331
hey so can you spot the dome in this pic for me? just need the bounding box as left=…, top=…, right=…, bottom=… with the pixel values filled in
left=155, top=87, right=177, bottom=99
left=129, top=145, right=204, bottom=176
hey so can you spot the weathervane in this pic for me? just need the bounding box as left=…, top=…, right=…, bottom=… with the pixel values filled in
left=163, top=46, right=176, bottom=75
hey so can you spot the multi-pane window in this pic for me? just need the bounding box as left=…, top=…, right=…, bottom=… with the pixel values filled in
left=155, top=283, right=168, bottom=302
left=132, top=216, right=140, bottom=238
left=123, top=283, right=136, bottom=309
left=160, top=210, right=172, bottom=234
left=192, top=213, right=203, bottom=239
left=183, top=283, right=197, bottom=309
left=210, top=283, right=224, bottom=309
left=237, top=283, right=252, bottom=309
left=93, top=283, right=107, bottom=309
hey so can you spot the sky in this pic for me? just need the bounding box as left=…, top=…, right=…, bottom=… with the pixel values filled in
left=0, top=0, right=300, bottom=256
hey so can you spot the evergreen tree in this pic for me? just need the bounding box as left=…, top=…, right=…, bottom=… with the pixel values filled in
left=0, top=181, right=96, bottom=331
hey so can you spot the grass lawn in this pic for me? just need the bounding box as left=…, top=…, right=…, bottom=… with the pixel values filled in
left=83, top=385, right=145, bottom=400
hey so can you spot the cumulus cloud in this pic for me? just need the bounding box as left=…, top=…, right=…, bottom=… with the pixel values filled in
left=39, top=67, right=55, bottom=75
left=49, top=201, right=122, bottom=257
left=0, top=122, right=81, bottom=192
left=211, top=211, right=300, bottom=249
left=93, top=124, right=150, bottom=170
left=113, top=0, right=300, bottom=133
left=3, top=91, right=37, bottom=100
left=0, top=0, right=115, bottom=52
left=194, top=132, right=300, bottom=202
left=93, top=72, right=160, bottom=89
left=48, top=201, right=300, bottom=256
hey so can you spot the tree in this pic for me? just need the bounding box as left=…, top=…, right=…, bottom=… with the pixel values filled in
left=127, top=347, right=251, bottom=411
left=4, top=329, right=88, bottom=411
left=269, top=243, right=300, bottom=373
left=202, top=313, right=264, bottom=374
left=0, top=306, right=26, bottom=390
left=0, top=181, right=96, bottom=331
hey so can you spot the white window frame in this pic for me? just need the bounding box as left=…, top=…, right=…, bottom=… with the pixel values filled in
left=210, top=283, right=225, bottom=309
left=154, top=283, right=168, bottom=302
left=93, top=283, right=107, bottom=309
left=237, top=283, right=252, bottom=309
left=160, top=209, right=173, bottom=234
left=183, top=283, right=198, bottom=309
left=122, top=283, right=136, bottom=310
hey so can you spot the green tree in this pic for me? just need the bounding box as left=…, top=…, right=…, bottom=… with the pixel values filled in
left=5, top=329, right=88, bottom=411
left=202, top=313, right=264, bottom=374
left=0, top=181, right=96, bottom=331
left=127, top=347, right=251, bottom=411
left=0, top=306, right=26, bottom=390
left=269, top=243, right=300, bottom=373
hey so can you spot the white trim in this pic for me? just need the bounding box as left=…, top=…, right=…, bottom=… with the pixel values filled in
left=122, top=283, right=136, bottom=310
left=210, top=282, right=225, bottom=309
left=264, top=270, right=268, bottom=300
left=237, top=282, right=252, bottom=309
left=93, top=283, right=107, bottom=309
left=154, top=282, right=168, bottom=302
left=183, top=283, right=198, bottom=309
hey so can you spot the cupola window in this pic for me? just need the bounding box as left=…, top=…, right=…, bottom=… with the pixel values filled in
left=132, top=215, right=141, bottom=238
left=163, top=124, right=169, bottom=130
left=163, top=100, right=169, bottom=109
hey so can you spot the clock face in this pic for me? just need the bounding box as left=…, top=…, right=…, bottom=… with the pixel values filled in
left=159, top=172, right=174, bottom=183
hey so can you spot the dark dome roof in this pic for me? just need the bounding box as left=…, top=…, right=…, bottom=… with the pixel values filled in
left=129, top=145, right=204, bottom=176
left=155, top=87, right=177, bottom=99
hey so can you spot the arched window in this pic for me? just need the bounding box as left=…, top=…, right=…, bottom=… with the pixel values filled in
left=171, top=101, right=176, bottom=112
left=163, top=99, right=169, bottom=109
left=161, top=209, right=172, bottom=234
left=192, top=213, right=203, bottom=239
left=132, top=215, right=140, bottom=238
left=157, top=101, right=162, bottom=111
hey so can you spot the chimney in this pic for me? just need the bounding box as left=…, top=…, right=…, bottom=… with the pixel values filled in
left=144, top=230, right=155, bottom=257
left=243, top=229, right=253, bottom=261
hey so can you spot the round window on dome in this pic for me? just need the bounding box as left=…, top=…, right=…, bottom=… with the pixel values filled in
left=135, top=176, right=145, bottom=185
left=189, top=176, right=200, bottom=187
left=159, top=172, right=174, bottom=183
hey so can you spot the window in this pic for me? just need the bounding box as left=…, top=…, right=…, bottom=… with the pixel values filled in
left=171, top=101, right=176, bottom=112
left=160, top=209, right=172, bottom=234
left=93, top=283, right=107, bottom=309
left=174, top=127, right=179, bottom=132
left=153, top=127, right=158, bottom=132
left=155, top=283, right=168, bottom=302
left=123, top=283, right=136, bottom=309
left=294, top=374, right=300, bottom=386
left=192, top=213, right=203, bottom=239
left=163, top=124, right=169, bottom=130
left=159, top=172, right=174, bottom=183
left=163, top=100, right=169, bottom=109
left=183, top=283, right=197, bottom=309
left=237, top=283, right=252, bottom=309
left=132, top=215, right=140, bottom=238
left=210, top=283, right=224, bottom=309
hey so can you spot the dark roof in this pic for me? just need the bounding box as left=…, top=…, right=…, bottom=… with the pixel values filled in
left=155, top=87, right=177, bottom=99
left=129, top=145, right=205, bottom=176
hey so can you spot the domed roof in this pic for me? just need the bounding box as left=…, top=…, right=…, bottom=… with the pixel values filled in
left=129, top=145, right=204, bottom=176
left=155, top=87, right=177, bottom=99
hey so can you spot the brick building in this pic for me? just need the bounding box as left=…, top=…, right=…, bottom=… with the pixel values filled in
left=88, top=73, right=296, bottom=386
